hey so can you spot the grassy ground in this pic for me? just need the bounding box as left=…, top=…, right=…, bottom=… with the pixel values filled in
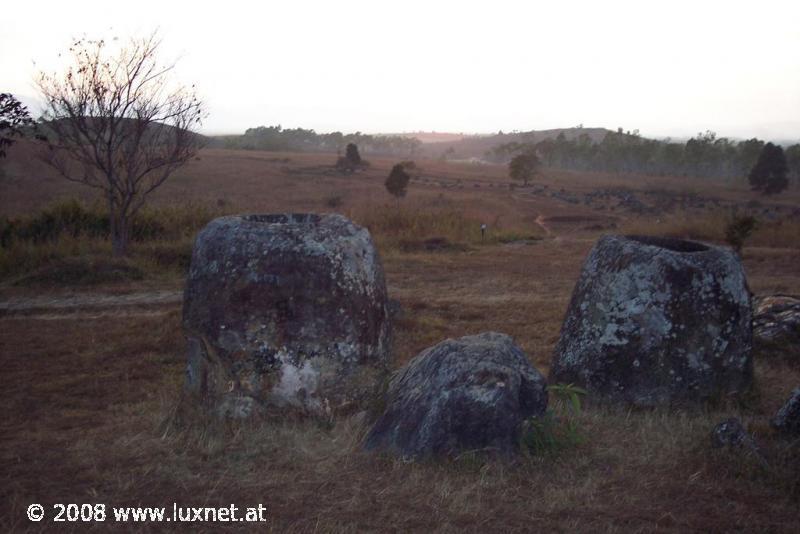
left=1, top=145, right=799, bottom=531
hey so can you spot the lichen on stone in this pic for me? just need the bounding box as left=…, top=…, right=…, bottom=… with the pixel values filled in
left=550, top=234, right=753, bottom=407
left=182, top=213, right=391, bottom=420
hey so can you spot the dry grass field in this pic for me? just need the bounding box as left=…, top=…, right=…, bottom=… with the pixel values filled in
left=1, top=143, right=799, bottom=531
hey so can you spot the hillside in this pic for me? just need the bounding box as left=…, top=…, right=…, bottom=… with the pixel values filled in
left=417, top=127, right=614, bottom=160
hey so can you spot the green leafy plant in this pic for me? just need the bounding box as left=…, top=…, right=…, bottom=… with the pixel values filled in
left=724, top=214, right=758, bottom=254
left=324, top=195, right=344, bottom=209
left=521, top=383, right=587, bottom=456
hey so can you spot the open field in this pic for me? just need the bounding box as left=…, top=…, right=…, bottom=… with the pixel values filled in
left=1, top=145, right=799, bottom=531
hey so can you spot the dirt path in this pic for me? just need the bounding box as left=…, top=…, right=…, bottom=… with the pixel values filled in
left=534, top=214, right=552, bottom=236
left=0, top=290, right=183, bottom=319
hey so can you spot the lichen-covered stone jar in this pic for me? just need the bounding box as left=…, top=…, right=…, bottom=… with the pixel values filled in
left=182, top=213, right=391, bottom=419
left=550, top=235, right=752, bottom=407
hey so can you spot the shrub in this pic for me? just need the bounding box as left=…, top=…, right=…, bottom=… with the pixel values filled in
left=324, top=195, right=344, bottom=209
left=521, top=383, right=587, bottom=456
left=13, top=256, right=145, bottom=286
left=9, top=199, right=109, bottom=243
left=0, top=199, right=223, bottom=248
left=724, top=214, right=758, bottom=254
left=0, top=199, right=226, bottom=282
left=385, top=164, right=411, bottom=202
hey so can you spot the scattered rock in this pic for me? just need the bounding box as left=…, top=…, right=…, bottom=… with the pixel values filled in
left=711, top=418, right=752, bottom=449
left=771, top=387, right=800, bottom=436
left=550, top=235, right=753, bottom=407
left=711, top=417, right=768, bottom=468
left=182, top=213, right=391, bottom=419
left=753, top=295, right=800, bottom=362
left=363, top=332, right=547, bottom=458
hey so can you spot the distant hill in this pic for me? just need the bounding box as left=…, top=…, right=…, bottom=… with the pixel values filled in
left=379, top=132, right=480, bottom=144
left=35, top=117, right=207, bottom=145
left=415, top=127, right=614, bottom=160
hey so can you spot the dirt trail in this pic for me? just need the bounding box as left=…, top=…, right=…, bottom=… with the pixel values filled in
left=533, top=214, right=552, bottom=236
left=0, top=290, right=183, bottom=319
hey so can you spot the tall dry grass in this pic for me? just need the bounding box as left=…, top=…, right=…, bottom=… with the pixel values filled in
left=0, top=200, right=547, bottom=285
left=349, top=205, right=545, bottom=253
left=622, top=210, right=800, bottom=249
left=0, top=200, right=230, bottom=284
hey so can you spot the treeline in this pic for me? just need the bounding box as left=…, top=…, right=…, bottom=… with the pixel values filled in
left=210, top=125, right=422, bottom=157
left=488, top=129, right=800, bottom=183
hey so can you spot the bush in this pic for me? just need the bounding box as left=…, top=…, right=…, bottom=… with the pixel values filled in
left=13, top=256, right=145, bottom=286
left=724, top=214, right=758, bottom=254
left=0, top=199, right=226, bottom=282
left=0, top=199, right=223, bottom=248
left=324, top=195, right=344, bottom=209
left=385, top=164, right=411, bottom=201
left=521, top=383, right=587, bottom=456
left=5, top=199, right=109, bottom=244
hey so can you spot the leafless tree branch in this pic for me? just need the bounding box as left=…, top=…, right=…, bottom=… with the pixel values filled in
left=36, top=31, right=205, bottom=256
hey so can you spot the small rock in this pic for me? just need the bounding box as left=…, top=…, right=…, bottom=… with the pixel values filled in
left=363, top=332, right=547, bottom=458
left=772, top=387, right=800, bottom=436
left=711, top=418, right=768, bottom=468
left=711, top=417, right=751, bottom=449
left=753, top=295, right=800, bottom=362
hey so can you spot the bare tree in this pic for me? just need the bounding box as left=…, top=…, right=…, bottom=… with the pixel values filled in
left=37, top=32, right=205, bottom=256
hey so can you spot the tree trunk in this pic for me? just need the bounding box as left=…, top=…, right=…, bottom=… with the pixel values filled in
left=109, top=205, right=131, bottom=257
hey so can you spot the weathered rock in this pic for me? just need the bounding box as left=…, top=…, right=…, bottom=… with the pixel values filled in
left=550, top=235, right=753, bottom=407
left=771, top=387, right=800, bottom=436
left=711, top=418, right=751, bottom=449
left=182, top=213, right=391, bottom=419
left=711, top=417, right=768, bottom=468
left=363, top=332, right=547, bottom=458
left=753, top=295, right=800, bottom=362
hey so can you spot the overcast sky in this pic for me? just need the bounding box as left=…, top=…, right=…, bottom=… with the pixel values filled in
left=2, top=0, right=799, bottom=140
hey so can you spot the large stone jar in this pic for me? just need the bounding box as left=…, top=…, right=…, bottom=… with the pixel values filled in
left=550, top=235, right=752, bottom=407
left=182, top=213, right=391, bottom=419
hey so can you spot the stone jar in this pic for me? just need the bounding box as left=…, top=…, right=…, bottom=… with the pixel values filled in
left=550, top=235, right=752, bottom=407
left=182, top=213, right=391, bottom=419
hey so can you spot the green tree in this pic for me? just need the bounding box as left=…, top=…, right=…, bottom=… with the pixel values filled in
left=385, top=163, right=411, bottom=204
left=736, top=138, right=765, bottom=178
left=748, top=142, right=789, bottom=194
left=508, top=151, right=540, bottom=186
left=785, top=144, right=800, bottom=186
left=345, top=143, right=361, bottom=166
left=0, top=93, right=36, bottom=158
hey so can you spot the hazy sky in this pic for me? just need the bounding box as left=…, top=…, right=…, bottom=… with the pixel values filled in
left=2, top=0, right=799, bottom=140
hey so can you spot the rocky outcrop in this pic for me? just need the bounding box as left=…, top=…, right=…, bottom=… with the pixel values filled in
left=771, top=387, right=800, bottom=436
left=550, top=235, right=753, bottom=407
left=363, top=332, right=547, bottom=458
left=753, top=295, right=800, bottom=362
left=182, top=213, right=391, bottom=419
